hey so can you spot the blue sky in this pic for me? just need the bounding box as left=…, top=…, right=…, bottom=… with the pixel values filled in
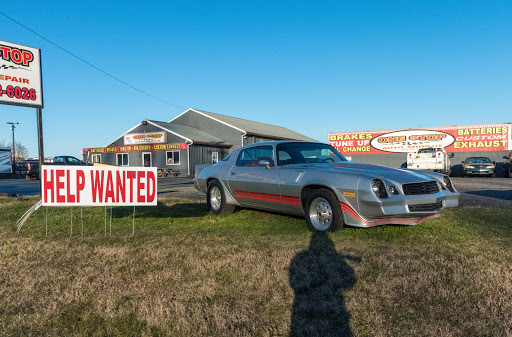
left=1, top=1, right=511, bottom=158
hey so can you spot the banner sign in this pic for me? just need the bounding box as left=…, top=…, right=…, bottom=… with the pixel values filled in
left=329, top=123, right=511, bottom=155
left=0, top=40, right=43, bottom=108
left=124, top=132, right=166, bottom=145
left=41, top=166, right=157, bottom=206
left=83, top=142, right=187, bottom=155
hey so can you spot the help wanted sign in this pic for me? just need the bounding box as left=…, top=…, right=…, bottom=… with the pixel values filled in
left=41, top=166, right=157, bottom=206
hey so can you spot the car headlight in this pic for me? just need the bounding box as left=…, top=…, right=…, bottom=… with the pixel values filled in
left=371, top=179, right=388, bottom=198
left=487, top=165, right=495, bottom=169
left=465, top=165, right=475, bottom=169
left=442, top=176, right=455, bottom=192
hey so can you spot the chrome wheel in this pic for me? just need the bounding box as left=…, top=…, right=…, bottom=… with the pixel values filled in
left=209, top=186, right=222, bottom=211
left=309, top=197, right=333, bottom=231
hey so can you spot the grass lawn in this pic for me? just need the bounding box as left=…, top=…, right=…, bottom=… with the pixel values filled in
left=0, top=196, right=511, bottom=336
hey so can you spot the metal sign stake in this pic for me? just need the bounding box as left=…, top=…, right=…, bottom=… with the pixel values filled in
left=104, top=206, right=107, bottom=236
left=109, top=206, right=112, bottom=236
left=45, top=207, right=48, bottom=237
left=133, top=206, right=135, bottom=236
left=81, top=206, right=83, bottom=238
left=70, top=207, right=73, bottom=237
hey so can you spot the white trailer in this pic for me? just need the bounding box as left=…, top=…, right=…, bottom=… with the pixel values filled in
left=407, top=147, right=453, bottom=175
left=0, top=147, right=12, bottom=174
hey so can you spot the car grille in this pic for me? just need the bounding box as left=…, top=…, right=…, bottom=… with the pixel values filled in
left=402, top=181, right=440, bottom=195
left=408, top=202, right=443, bottom=212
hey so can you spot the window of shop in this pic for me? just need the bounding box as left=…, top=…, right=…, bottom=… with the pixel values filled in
left=212, top=152, right=219, bottom=163
left=91, top=154, right=101, bottom=164
left=116, top=153, right=129, bottom=166
left=166, top=151, right=180, bottom=165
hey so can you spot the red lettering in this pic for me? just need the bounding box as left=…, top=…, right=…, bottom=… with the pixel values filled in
left=10, top=49, right=22, bottom=63
left=76, top=170, right=85, bottom=203
left=116, top=171, right=126, bottom=203
left=146, top=171, right=156, bottom=203
left=137, top=171, right=145, bottom=202
left=127, top=171, right=136, bottom=203
left=56, top=170, right=65, bottom=203
left=22, top=50, right=33, bottom=66
left=43, top=168, right=54, bottom=203
left=105, top=171, right=115, bottom=203
left=90, top=170, right=105, bottom=202
left=66, top=170, right=75, bottom=203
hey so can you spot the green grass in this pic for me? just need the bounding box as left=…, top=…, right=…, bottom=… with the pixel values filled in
left=0, top=196, right=511, bottom=336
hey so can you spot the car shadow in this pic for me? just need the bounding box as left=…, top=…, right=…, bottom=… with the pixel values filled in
left=111, top=201, right=209, bottom=219
left=465, top=190, right=512, bottom=201
left=289, top=231, right=361, bottom=337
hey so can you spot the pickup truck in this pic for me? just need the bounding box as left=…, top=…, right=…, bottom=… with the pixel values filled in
left=504, top=152, right=512, bottom=178
left=20, top=156, right=89, bottom=180
left=406, top=147, right=454, bottom=175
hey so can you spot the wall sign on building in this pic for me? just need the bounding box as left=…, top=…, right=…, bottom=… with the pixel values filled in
left=329, top=123, right=511, bottom=154
left=0, top=40, right=43, bottom=108
left=124, top=132, right=166, bottom=145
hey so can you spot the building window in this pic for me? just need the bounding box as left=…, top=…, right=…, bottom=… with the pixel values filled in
left=212, top=152, right=219, bottom=163
left=91, top=154, right=101, bottom=164
left=166, top=151, right=180, bottom=165
left=117, top=153, right=129, bottom=166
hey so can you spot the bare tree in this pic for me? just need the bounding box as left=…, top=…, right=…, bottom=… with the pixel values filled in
left=14, top=143, right=29, bottom=162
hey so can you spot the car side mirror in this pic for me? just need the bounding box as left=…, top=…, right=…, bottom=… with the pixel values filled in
left=449, top=153, right=454, bottom=158
left=493, top=161, right=496, bottom=165
left=259, top=160, right=271, bottom=170
left=461, top=161, right=464, bottom=164
left=504, top=156, right=509, bottom=160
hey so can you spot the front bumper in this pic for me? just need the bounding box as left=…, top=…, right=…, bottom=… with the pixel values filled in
left=339, top=189, right=459, bottom=228
left=464, top=168, right=494, bottom=175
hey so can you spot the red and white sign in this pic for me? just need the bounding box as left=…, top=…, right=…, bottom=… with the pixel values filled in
left=124, top=132, right=166, bottom=145
left=329, top=123, right=512, bottom=155
left=41, top=166, right=157, bottom=206
left=0, top=40, right=43, bottom=108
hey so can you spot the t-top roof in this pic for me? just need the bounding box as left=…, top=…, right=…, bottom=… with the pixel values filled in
left=172, top=108, right=318, bottom=142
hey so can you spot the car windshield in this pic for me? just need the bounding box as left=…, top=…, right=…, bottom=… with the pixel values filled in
left=277, top=142, right=347, bottom=166
left=466, top=157, right=492, bottom=164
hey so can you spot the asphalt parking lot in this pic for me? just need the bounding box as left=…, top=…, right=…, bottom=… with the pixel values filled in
left=1, top=176, right=511, bottom=208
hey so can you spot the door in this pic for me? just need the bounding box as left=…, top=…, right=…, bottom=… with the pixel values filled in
left=227, top=145, right=281, bottom=210
left=142, top=152, right=152, bottom=167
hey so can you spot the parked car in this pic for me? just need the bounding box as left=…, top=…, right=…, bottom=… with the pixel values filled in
left=17, top=159, right=40, bottom=179
left=22, top=156, right=90, bottom=180
left=461, top=157, right=496, bottom=177
left=407, top=147, right=454, bottom=175
left=194, top=141, right=459, bottom=231
left=504, top=152, right=512, bottom=178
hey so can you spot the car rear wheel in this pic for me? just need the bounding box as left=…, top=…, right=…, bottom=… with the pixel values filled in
left=305, top=188, right=344, bottom=232
left=207, top=180, right=235, bottom=215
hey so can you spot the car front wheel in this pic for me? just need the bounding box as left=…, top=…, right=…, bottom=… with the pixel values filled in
left=305, top=188, right=344, bottom=232
left=207, top=180, right=235, bottom=215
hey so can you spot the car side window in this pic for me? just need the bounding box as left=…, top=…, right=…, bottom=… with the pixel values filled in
left=236, top=146, right=274, bottom=167
left=54, top=157, right=64, bottom=164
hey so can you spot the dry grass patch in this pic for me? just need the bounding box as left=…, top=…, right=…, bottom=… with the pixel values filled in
left=0, top=197, right=511, bottom=336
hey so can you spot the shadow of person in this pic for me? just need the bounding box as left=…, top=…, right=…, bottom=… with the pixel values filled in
left=289, top=232, right=360, bottom=337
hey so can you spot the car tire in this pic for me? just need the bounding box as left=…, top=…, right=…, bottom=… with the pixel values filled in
left=207, top=180, right=235, bottom=215
left=305, top=188, right=344, bottom=232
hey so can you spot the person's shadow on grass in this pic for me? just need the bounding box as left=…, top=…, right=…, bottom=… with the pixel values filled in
left=289, top=231, right=360, bottom=337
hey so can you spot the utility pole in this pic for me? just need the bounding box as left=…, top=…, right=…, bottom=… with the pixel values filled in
left=7, top=122, right=19, bottom=176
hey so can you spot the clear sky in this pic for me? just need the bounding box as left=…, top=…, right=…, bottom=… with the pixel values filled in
left=1, top=1, right=510, bottom=158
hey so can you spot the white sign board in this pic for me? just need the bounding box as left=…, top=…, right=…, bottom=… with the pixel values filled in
left=124, top=132, right=166, bottom=145
left=370, top=130, right=455, bottom=153
left=0, top=40, right=43, bottom=108
left=41, top=166, right=157, bottom=206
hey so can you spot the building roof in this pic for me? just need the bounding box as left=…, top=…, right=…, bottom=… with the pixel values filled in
left=148, top=120, right=232, bottom=147
left=171, top=108, right=318, bottom=142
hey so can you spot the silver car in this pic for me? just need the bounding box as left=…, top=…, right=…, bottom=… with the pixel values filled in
left=194, top=141, right=459, bottom=231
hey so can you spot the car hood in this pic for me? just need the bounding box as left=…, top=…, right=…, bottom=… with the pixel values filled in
left=284, top=162, right=439, bottom=183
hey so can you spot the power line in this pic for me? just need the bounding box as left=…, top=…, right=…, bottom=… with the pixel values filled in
left=0, top=11, right=186, bottom=110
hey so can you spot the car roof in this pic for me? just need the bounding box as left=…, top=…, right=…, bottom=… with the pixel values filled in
left=241, top=140, right=320, bottom=148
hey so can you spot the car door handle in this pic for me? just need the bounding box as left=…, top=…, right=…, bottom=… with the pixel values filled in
left=230, top=172, right=236, bottom=175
